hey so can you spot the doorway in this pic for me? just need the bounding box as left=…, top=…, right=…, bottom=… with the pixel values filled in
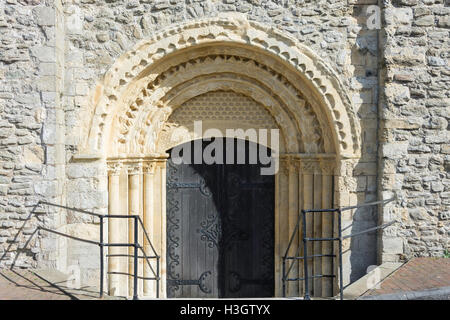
left=166, top=138, right=275, bottom=298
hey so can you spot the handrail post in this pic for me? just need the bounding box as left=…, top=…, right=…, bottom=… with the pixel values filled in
left=99, top=216, right=104, bottom=299
left=156, top=256, right=160, bottom=298
left=337, top=209, right=343, bottom=300
left=133, top=216, right=139, bottom=300
left=282, top=257, right=286, bottom=297
left=302, top=210, right=310, bottom=300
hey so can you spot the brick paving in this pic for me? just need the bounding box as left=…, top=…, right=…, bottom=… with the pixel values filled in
left=2, top=258, right=449, bottom=299
left=364, top=257, right=450, bottom=296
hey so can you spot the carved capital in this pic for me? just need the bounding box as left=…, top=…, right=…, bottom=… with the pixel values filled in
left=279, top=157, right=291, bottom=176
left=142, top=161, right=157, bottom=174
left=299, top=159, right=321, bottom=174
left=126, top=162, right=143, bottom=175
left=107, top=161, right=123, bottom=176
left=319, top=159, right=336, bottom=175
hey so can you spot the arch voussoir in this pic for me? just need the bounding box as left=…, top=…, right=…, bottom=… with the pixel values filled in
left=81, top=17, right=360, bottom=159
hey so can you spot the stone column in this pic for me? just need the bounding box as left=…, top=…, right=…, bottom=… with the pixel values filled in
left=127, top=162, right=142, bottom=297
left=297, top=161, right=304, bottom=295
left=143, top=161, right=156, bottom=297
left=275, top=157, right=289, bottom=296
left=312, top=160, right=322, bottom=297
left=107, top=161, right=122, bottom=296
left=320, top=158, right=335, bottom=297
left=287, top=157, right=299, bottom=296
left=274, top=159, right=281, bottom=296
left=299, top=159, right=317, bottom=296
left=157, top=160, right=167, bottom=298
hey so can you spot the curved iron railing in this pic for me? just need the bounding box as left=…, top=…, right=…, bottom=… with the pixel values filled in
left=37, top=201, right=160, bottom=300
left=282, top=196, right=396, bottom=300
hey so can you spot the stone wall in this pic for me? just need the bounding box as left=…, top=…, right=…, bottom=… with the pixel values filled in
left=378, top=0, right=449, bottom=263
left=0, top=0, right=447, bottom=293
left=62, top=0, right=380, bottom=284
left=0, top=0, right=66, bottom=270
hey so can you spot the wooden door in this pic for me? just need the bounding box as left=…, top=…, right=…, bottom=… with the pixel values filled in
left=166, top=139, right=274, bottom=298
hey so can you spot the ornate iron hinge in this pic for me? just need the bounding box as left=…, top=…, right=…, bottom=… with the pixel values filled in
left=167, top=180, right=211, bottom=197
left=167, top=271, right=212, bottom=294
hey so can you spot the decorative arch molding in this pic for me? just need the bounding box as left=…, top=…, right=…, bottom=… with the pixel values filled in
left=80, top=15, right=365, bottom=299
left=158, top=90, right=282, bottom=153
left=79, top=15, right=360, bottom=160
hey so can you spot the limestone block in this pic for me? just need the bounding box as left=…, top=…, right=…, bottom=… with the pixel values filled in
left=382, top=237, right=404, bottom=254
left=353, top=162, right=377, bottom=176
left=382, top=142, right=409, bottom=159
left=67, top=163, right=101, bottom=179
left=414, top=15, right=435, bottom=27
left=385, top=46, right=425, bottom=66
left=33, top=6, right=55, bottom=26
left=437, top=16, right=450, bottom=28
left=66, top=191, right=108, bottom=211
left=385, top=83, right=410, bottom=105
left=383, top=119, right=422, bottom=130
left=385, top=7, right=413, bottom=26
left=65, top=6, right=83, bottom=34
left=409, top=208, right=428, bottom=220
left=31, top=46, right=55, bottom=63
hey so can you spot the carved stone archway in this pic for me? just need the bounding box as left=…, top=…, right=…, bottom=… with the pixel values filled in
left=76, top=15, right=361, bottom=299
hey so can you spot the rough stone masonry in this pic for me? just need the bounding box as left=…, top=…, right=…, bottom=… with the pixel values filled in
left=0, top=0, right=448, bottom=295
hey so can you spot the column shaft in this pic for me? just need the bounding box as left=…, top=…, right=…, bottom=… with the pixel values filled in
left=321, top=172, right=333, bottom=296
left=287, top=160, right=299, bottom=296
left=302, top=170, right=314, bottom=296
left=108, top=170, right=120, bottom=296
left=128, top=166, right=141, bottom=297
left=143, top=163, right=156, bottom=297
left=313, top=170, right=322, bottom=296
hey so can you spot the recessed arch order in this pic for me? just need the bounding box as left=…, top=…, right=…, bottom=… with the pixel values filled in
left=78, top=15, right=363, bottom=299
left=79, top=16, right=361, bottom=160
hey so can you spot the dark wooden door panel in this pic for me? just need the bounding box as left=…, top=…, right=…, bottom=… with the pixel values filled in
left=166, top=139, right=274, bottom=298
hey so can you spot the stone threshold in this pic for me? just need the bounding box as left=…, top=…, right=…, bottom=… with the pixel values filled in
left=31, top=269, right=123, bottom=300
left=359, top=286, right=450, bottom=300
left=340, top=262, right=404, bottom=300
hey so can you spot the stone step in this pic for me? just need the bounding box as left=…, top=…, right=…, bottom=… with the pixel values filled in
left=0, top=268, right=123, bottom=300
left=31, top=268, right=124, bottom=300
left=340, top=262, right=404, bottom=300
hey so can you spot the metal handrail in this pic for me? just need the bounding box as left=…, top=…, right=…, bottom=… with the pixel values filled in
left=37, top=201, right=160, bottom=300
left=282, top=196, right=396, bottom=300
left=136, top=216, right=159, bottom=258
left=39, top=226, right=101, bottom=246
left=39, top=201, right=104, bottom=217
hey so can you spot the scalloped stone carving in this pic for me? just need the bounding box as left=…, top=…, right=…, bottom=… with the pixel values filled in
left=157, top=91, right=279, bottom=152
left=80, top=16, right=360, bottom=159
left=171, top=91, right=277, bottom=129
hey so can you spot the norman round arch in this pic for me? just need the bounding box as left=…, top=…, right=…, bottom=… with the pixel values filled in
left=78, top=15, right=360, bottom=159
left=76, top=15, right=362, bottom=299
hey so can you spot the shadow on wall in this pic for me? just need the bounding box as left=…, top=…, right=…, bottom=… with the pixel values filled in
left=0, top=202, right=100, bottom=291
left=346, top=4, right=380, bottom=285
left=0, top=202, right=42, bottom=269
